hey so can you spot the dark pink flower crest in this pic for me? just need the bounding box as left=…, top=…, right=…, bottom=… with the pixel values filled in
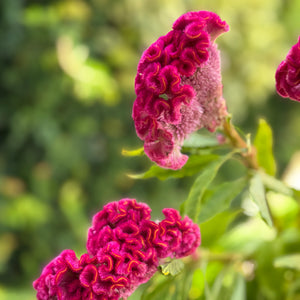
left=32, top=250, right=110, bottom=300
left=33, top=198, right=201, bottom=300
left=158, top=208, right=201, bottom=258
left=133, top=11, right=229, bottom=169
left=275, top=36, right=300, bottom=102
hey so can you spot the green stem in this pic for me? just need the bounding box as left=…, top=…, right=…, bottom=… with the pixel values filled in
left=222, top=118, right=259, bottom=170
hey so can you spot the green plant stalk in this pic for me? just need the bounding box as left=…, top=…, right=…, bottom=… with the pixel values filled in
left=222, top=118, right=259, bottom=170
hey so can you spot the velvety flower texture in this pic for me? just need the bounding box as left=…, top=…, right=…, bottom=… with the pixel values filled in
left=133, top=11, right=229, bottom=169
left=33, top=199, right=201, bottom=300
left=275, top=36, right=300, bottom=102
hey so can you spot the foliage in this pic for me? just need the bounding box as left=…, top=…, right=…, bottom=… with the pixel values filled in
left=0, top=0, right=300, bottom=299
left=130, top=117, right=300, bottom=299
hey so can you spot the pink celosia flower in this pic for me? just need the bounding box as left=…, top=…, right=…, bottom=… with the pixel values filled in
left=33, top=249, right=130, bottom=300
left=133, top=11, right=229, bottom=169
left=87, top=199, right=200, bottom=295
left=158, top=208, right=201, bottom=258
left=33, top=199, right=201, bottom=299
left=32, top=250, right=110, bottom=300
left=86, top=198, right=153, bottom=256
left=275, top=36, right=300, bottom=102
left=86, top=199, right=170, bottom=297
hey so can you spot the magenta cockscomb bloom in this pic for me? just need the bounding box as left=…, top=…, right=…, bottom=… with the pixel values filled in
left=34, top=199, right=201, bottom=299
left=32, top=250, right=113, bottom=300
left=158, top=208, right=201, bottom=258
left=276, top=36, right=300, bottom=102
left=133, top=11, right=229, bottom=169
left=86, top=198, right=200, bottom=297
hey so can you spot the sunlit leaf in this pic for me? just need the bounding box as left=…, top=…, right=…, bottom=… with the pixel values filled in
left=218, top=217, right=276, bottom=254
left=249, top=172, right=273, bottom=226
left=128, top=154, right=219, bottom=180
left=267, top=192, right=299, bottom=223
left=182, top=154, right=233, bottom=222
left=56, top=36, right=119, bottom=105
left=189, top=269, right=205, bottom=299
left=293, top=188, right=300, bottom=202
left=274, top=254, right=300, bottom=270
left=121, top=147, right=144, bottom=157
left=254, top=119, right=276, bottom=176
left=230, top=274, right=246, bottom=300
left=198, top=177, right=248, bottom=223
left=260, top=171, right=293, bottom=196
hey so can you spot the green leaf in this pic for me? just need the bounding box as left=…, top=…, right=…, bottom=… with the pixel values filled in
left=230, top=274, right=246, bottom=300
left=204, top=280, right=213, bottom=300
left=188, top=269, right=205, bottom=299
left=218, top=216, right=276, bottom=254
left=140, top=277, right=173, bottom=300
left=174, top=269, right=194, bottom=300
left=259, top=171, right=293, bottom=196
left=121, top=147, right=144, bottom=157
left=183, top=132, right=220, bottom=148
left=182, top=154, right=233, bottom=222
left=198, top=177, right=248, bottom=224
left=200, top=211, right=240, bottom=248
left=141, top=269, right=194, bottom=300
left=249, top=172, right=273, bottom=226
left=293, top=188, right=300, bottom=201
left=209, top=270, right=226, bottom=300
left=274, top=254, right=300, bottom=270
left=254, top=119, right=276, bottom=176
left=204, top=269, right=245, bottom=300
left=128, top=153, right=219, bottom=180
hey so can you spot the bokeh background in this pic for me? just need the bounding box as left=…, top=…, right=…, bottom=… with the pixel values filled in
left=0, top=0, right=300, bottom=298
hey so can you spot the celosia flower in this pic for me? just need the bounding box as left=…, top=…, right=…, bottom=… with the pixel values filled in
left=32, top=250, right=110, bottom=300
left=34, top=198, right=201, bottom=299
left=275, top=36, right=300, bottom=102
left=86, top=199, right=200, bottom=298
left=133, top=11, right=229, bottom=169
left=158, top=208, right=201, bottom=258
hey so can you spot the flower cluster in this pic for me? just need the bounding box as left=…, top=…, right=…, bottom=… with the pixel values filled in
left=275, top=36, right=300, bottom=102
left=33, top=198, right=201, bottom=300
left=133, top=11, right=229, bottom=170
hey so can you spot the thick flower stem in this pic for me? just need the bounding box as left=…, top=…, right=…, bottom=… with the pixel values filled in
left=222, top=119, right=259, bottom=170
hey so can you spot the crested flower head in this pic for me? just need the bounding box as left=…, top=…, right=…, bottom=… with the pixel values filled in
left=275, top=36, right=300, bottom=102
left=133, top=11, right=229, bottom=169
left=32, top=250, right=108, bottom=300
left=158, top=208, right=201, bottom=258
left=33, top=198, right=201, bottom=299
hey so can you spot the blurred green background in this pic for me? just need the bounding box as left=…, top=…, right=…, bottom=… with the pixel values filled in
left=0, top=0, right=299, bottom=298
